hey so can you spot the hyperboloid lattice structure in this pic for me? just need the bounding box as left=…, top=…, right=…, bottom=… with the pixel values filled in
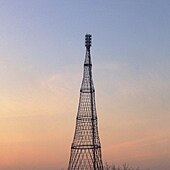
left=68, top=34, right=104, bottom=170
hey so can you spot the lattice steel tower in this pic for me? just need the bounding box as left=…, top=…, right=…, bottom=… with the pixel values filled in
left=68, top=34, right=104, bottom=170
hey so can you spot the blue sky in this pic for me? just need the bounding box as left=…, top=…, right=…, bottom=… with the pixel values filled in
left=0, top=1, right=170, bottom=170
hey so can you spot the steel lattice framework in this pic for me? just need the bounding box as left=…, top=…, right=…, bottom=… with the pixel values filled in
left=68, top=34, right=104, bottom=170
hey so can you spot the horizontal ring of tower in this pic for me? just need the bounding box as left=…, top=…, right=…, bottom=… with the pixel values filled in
left=80, top=89, right=95, bottom=93
left=84, top=63, right=92, bottom=66
left=71, top=144, right=101, bottom=150
left=76, top=117, right=97, bottom=121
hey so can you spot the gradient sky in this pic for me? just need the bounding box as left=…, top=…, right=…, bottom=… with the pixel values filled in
left=0, top=0, right=170, bottom=170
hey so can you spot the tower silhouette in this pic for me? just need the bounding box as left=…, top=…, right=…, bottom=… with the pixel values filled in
left=68, top=34, right=104, bottom=170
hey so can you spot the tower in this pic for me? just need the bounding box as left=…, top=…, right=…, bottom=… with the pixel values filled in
left=68, top=34, right=104, bottom=170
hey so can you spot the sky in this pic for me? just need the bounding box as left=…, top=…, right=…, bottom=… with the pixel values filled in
left=0, top=0, right=170, bottom=169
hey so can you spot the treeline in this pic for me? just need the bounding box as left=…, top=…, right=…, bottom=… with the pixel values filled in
left=104, top=163, right=140, bottom=170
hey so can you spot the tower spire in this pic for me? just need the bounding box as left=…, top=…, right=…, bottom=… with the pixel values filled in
left=84, top=34, right=92, bottom=66
left=68, top=34, right=104, bottom=170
